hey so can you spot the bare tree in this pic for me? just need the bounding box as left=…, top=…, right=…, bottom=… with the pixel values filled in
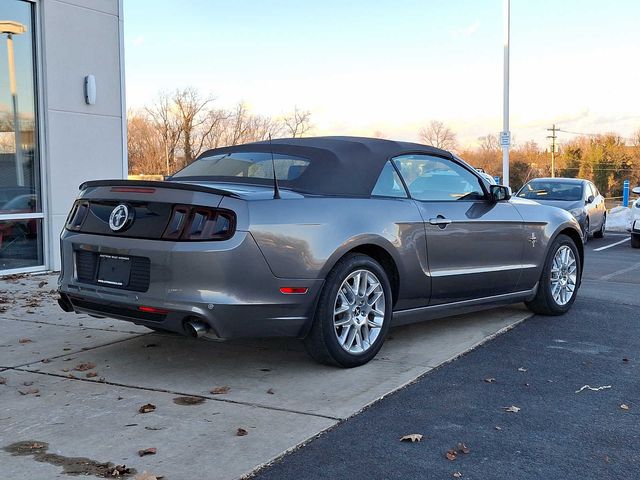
left=478, top=134, right=500, bottom=152
left=631, top=128, right=640, bottom=147
left=418, top=121, right=458, bottom=151
left=127, top=110, right=165, bottom=175
left=173, top=87, right=215, bottom=166
left=283, top=107, right=312, bottom=138
left=145, top=91, right=182, bottom=174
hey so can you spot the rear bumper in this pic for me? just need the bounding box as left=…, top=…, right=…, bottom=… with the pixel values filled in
left=58, top=230, right=323, bottom=338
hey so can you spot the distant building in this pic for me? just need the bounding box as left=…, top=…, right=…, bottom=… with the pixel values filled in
left=0, top=0, right=126, bottom=273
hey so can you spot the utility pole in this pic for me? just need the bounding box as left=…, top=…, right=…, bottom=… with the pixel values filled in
left=546, top=124, right=558, bottom=178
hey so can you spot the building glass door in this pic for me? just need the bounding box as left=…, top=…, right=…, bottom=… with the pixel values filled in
left=0, top=0, right=43, bottom=273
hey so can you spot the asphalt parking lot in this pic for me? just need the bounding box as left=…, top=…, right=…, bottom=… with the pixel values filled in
left=253, top=232, right=640, bottom=480
left=0, top=232, right=637, bottom=479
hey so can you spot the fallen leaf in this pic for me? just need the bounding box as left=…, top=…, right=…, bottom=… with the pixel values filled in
left=74, top=362, right=96, bottom=372
left=484, top=377, right=496, bottom=383
left=259, top=368, right=271, bottom=372
left=236, top=428, right=248, bottom=436
left=494, top=426, right=502, bottom=431
left=23, top=381, right=33, bottom=386
left=210, top=386, right=230, bottom=395
left=86, top=372, right=98, bottom=378
left=446, top=450, right=457, bottom=461
left=139, top=403, right=156, bottom=414
left=0, top=377, right=6, bottom=385
left=604, top=455, right=612, bottom=464
left=622, top=358, right=629, bottom=362
left=18, top=338, right=32, bottom=344
left=518, top=367, right=527, bottom=372
left=453, top=472, right=463, bottom=478
left=266, top=388, right=274, bottom=394
left=110, top=465, right=132, bottom=477
left=61, top=368, right=69, bottom=372
left=144, top=426, right=164, bottom=431
left=400, top=433, right=423, bottom=442
left=144, top=343, right=158, bottom=348
left=41, top=358, right=51, bottom=363
left=503, top=405, right=521, bottom=413
left=18, top=388, right=39, bottom=395
left=138, top=447, right=157, bottom=457
left=456, top=442, right=470, bottom=454
left=38, top=281, right=47, bottom=288
left=620, top=404, right=629, bottom=410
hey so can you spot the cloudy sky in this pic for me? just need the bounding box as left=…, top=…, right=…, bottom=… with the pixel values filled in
left=123, top=0, right=640, bottom=148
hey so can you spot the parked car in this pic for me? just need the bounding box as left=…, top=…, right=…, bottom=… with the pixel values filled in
left=475, top=168, right=497, bottom=185
left=516, top=177, right=606, bottom=243
left=58, top=137, right=584, bottom=367
left=630, top=186, right=640, bottom=248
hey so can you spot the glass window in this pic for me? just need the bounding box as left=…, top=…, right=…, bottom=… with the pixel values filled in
left=371, top=162, right=407, bottom=198
left=518, top=181, right=583, bottom=201
left=172, top=152, right=310, bottom=182
left=1, top=0, right=43, bottom=271
left=393, top=154, right=485, bottom=201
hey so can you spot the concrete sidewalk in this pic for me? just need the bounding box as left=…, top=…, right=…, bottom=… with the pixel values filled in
left=0, top=273, right=530, bottom=479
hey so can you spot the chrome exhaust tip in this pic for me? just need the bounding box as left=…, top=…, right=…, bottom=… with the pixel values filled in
left=184, top=319, right=209, bottom=338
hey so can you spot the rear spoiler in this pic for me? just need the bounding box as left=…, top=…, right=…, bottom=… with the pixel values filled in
left=78, top=179, right=239, bottom=198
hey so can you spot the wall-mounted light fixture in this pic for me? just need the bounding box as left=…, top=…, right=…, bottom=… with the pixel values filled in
left=84, top=74, right=96, bottom=105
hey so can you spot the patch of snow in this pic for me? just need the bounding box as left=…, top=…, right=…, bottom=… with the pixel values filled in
left=606, top=206, right=631, bottom=232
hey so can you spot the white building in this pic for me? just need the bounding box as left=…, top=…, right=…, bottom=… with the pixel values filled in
left=0, top=0, right=126, bottom=274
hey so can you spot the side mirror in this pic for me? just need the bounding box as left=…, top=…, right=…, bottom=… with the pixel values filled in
left=490, top=185, right=512, bottom=202
left=632, top=186, right=640, bottom=195
left=586, top=195, right=595, bottom=204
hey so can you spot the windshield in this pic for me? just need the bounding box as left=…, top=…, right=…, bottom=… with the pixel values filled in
left=172, top=152, right=310, bottom=184
left=518, top=181, right=583, bottom=201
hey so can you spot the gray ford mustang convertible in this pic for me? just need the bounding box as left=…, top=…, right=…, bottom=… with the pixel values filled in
left=58, top=137, right=584, bottom=367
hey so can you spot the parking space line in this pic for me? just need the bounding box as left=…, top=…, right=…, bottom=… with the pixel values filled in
left=593, top=238, right=630, bottom=252
left=601, top=263, right=640, bottom=281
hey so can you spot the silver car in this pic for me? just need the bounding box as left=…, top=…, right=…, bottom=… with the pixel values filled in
left=58, top=137, right=583, bottom=367
left=516, top=177, right=607, bottom=243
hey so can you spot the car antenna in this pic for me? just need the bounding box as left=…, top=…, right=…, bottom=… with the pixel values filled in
left=269, top=134, right=281, bottom=199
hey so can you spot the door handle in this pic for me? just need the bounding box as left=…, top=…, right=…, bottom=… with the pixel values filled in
left=429, top=216, right=452, bottom=228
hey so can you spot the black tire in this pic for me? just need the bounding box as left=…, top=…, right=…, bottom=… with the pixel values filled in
left=594, top=214, right=606, bottom=238
left=525, top=234, right=581, bottom=316
left=582, top=218, right=589, bottom=244
left=304, top=253, right=392, bottom=367
left=632, top=234, right=640, bottom=249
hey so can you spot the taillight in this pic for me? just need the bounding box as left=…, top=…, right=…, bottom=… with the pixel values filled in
left=66, top=201, right=89, bottom=231
left=162, top=205, right=236, bottom=241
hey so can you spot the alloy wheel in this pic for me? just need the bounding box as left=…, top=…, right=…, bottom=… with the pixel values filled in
left=333, top=269, right=386, bottom=354
left=550, top=245, right=577, bottom=306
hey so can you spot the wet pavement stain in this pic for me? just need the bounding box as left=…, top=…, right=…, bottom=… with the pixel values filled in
left=173, top=395, right=206, bottom=406
left=3, top=441, right=136, bottom=477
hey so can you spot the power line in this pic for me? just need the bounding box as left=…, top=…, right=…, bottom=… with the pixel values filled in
left=556, top=128, right=602, bottom=137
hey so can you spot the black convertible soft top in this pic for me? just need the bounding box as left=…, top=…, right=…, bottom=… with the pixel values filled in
left=187, top=136, right=453, bottom=196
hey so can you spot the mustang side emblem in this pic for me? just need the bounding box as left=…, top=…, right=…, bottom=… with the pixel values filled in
left=528, top=232, right=538, bottom=247
left=109, top=204, right=133, bottom=232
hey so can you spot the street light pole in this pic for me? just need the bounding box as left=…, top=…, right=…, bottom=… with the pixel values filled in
left=501, top=0, right=510, bottom=187
left=1, top=21, right=27, bottom=187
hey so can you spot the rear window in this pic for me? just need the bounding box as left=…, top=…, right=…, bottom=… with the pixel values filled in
left=172, top=152, right=310, bottom=182
left=518, top=181, right=583, bottom=201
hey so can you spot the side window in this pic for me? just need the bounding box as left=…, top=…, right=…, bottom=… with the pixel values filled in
left=393, top=154, right=485, bottom=201
left=371, top=162, right=408, bottom=198
left=590, top=183, right=599, bottom=197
